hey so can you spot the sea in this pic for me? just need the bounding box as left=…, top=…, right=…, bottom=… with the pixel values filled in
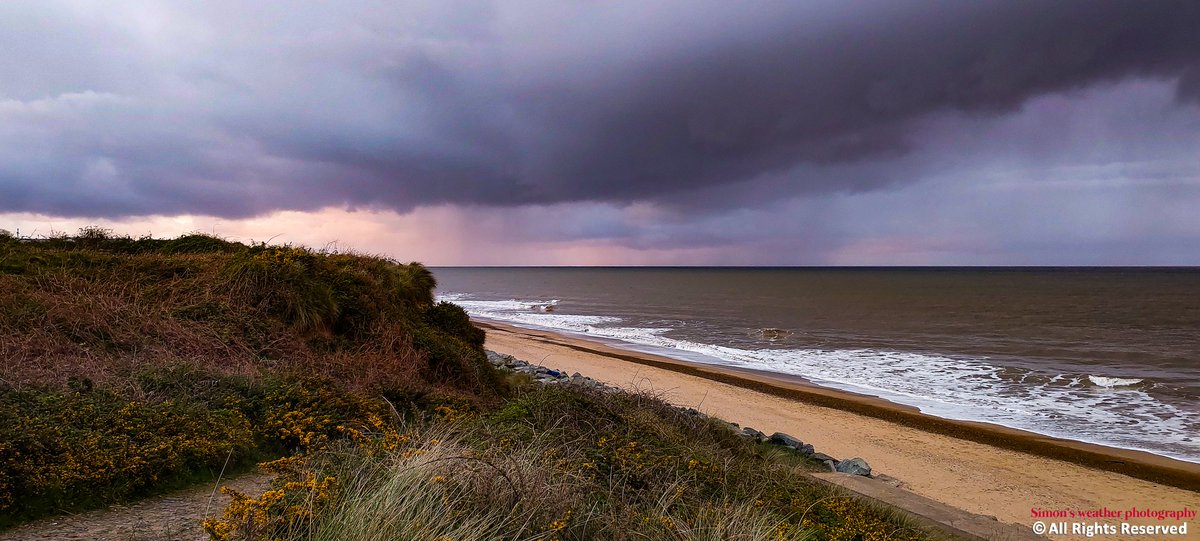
left=433, top=267, right=1200, bottom=463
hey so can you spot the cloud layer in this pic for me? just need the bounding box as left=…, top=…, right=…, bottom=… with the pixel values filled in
left=2, top=0, right=1199, bottom=221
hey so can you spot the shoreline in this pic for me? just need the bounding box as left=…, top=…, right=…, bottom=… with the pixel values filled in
left=476, top=320, right=1200, bottom=491
left=478, top=319, right=1200, bottom=532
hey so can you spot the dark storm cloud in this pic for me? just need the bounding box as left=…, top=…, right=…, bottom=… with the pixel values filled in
left=2, top=1, right=1199, bottom=218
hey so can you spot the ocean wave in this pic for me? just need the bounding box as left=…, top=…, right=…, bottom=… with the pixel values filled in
left=1087, top=375, right=1145, bottom=388
left=448, top=297, right=559, bottom=312
left=440, top=293, right=1200, bottom=463
left=438, top=294, right=615, bottom=332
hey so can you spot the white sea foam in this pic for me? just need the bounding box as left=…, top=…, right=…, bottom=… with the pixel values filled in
left=440, top=295, right=616, bottom=332
left=1088, top=375, right=1144, bottom=387
left=449, top=297, right=560, bottom=313
left=440, top=294, right=1200, bottom=463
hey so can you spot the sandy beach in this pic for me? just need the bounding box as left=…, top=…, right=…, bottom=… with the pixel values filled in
left=480, top=321, right=1200, bottom=540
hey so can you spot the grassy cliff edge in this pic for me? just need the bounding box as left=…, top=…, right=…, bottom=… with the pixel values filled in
left=0, top=229, right=947, bottom=541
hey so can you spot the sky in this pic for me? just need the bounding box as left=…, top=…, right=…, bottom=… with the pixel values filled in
left=2, top=0, right=1200, bottom=265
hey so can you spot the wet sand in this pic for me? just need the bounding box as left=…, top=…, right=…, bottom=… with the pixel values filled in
left=480, top=321, right=1200, bottom=539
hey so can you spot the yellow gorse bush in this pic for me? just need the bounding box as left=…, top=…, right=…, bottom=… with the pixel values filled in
left=0, top=390, right=254, bottom=520
left=203, top=472, right=337, bottom=541
left=816, top=497, right=921, bottom=541
left=203, top=381, right=464, bottom=540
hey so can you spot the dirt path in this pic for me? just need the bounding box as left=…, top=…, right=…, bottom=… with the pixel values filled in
left=0, top=474, right=271, bottom=541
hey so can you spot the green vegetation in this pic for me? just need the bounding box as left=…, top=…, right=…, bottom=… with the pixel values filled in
left=0, top=229, right=496, bottom=528
left=204, top=385, right=938, bottom=541
left=0, top=229, right=947, bottom=540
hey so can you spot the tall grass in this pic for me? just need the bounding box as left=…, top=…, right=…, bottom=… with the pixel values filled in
left=240, top=427, right=818, bottom=541
left=207, top=385, right=942, bottom=541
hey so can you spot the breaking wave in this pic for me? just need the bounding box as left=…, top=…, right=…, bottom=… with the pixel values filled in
left=1088, top=375, right=1145, bottom=388
left=439, top=293, right=1200, bottom=463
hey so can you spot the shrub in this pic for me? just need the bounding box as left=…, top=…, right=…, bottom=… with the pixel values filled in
left=424, top=301, right=485, bottom=348
left=222, top=246, right=340, bottom=333
left=161, top=233, right=241, bottom=254
left=0, top=389, right=255, bottom=526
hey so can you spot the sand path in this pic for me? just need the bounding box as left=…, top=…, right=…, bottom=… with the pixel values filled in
left=0, top=474, right=270, bottom=541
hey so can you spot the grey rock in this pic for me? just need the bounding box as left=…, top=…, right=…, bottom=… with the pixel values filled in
left=823, top=459, right=837, bottom=472
left=835, top=457, right=872, bottom=476
left=798, top=443, right=815, bottom=457
left=810, top=452, right=837, bottom=463
left=768, top=432, right=804, bottom=449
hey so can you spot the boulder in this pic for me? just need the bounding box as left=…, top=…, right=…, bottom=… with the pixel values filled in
left=835, top=457, right=871, bottom=476
left=810, top=452, right=837, bottom=463
left=768, top=432, right=805, bottom=449
left=486, top=351, right=516, bottom=367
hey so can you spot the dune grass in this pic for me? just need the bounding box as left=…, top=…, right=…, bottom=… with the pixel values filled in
left=205, top=384, right=943, bottom=541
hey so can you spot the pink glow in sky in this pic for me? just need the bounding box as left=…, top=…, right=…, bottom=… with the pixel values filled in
left=2, top=2, right=1199, bottom=265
